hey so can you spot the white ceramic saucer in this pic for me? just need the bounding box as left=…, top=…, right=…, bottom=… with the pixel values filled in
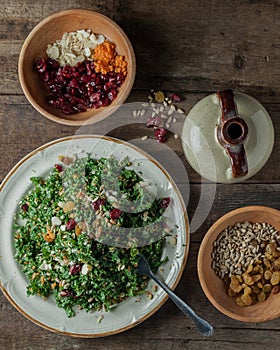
left=181, top=92, right=274, bottom=183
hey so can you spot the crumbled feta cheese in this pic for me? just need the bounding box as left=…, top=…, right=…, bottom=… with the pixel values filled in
left=39, top=260, right=52, bottom=271
left=81, top=263, right=92, bottom=275
left=52, top=216, right=62, bottom=226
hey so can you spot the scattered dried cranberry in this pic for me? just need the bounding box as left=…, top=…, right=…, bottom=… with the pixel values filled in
left=154, top=127, right=167, bottom=143
left=60, top=289, right=74, bottom=297
left=66, top=218, right=77, bottom=230
left=146, top=116, right=163, bottom=128
left=21, top=203, right=29, bottom=212
left=91, top=198, right=105, bottom=211
left=171, top=93, right=181, bottom=102
left=110, top=208, right=122, bottom=219
left=160, top=197, right=170, bottom=209
left=54, top=164, right=63, bottom=172
left=34, top=58, right=125, bottom=115
left=70, top=263, right=82, bottom=276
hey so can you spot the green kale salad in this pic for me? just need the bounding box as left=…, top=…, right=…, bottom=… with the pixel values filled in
left=14, top=155, right=171, bottom=317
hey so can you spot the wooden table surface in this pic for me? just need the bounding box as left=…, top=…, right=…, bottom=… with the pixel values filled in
left=1, top=1, right=280, bottom=349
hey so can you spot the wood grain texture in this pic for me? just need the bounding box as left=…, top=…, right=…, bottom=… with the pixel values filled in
left=1, top=0, right=280, bottom=349
left=1, top=0, right=280, bottom=95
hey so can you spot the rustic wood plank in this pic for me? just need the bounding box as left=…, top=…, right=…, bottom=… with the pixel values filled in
left=0, top=0, right=280, bottom=94
left=0, top=91, right=279, bottom=184
left=187, top=183, right=280, bottom=237
left=1, top=1, right=280, bottom=349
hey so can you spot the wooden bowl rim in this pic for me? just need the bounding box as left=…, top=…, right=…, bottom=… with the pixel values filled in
left=18, top=9, right=136, bottom=126
left=198, top=205, right=280, bottom=322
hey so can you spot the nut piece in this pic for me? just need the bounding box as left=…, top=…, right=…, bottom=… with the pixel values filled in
left=46, top=29, right=105, bottom=67
left=43, top=229, right=55, bottom=243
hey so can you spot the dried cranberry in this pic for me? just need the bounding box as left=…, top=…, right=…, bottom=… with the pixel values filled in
left=60, top=289, right=74, bottom=297
left=108, top=89, right=118, bottom=101
left=62, top=105, right=75, bottom=115
left=34, top=58, right=47, bottom=73
left=69, top=78, right=79, bottom=89
left=101, top=97, right=111, bottom=107
left=66, top=218, right=76, bottom=230
left=35, top=57, right=125, bottom=115
left=48, top=59, right=59, bottom=70
left=43, top=71, right=50, bottom=82
left=146, top=116, right=163, bottom=128
left=21, top=203, right=29, bottom=212
left=110, top=208, right=122, bottom=219
left=73, top=102, right=87, bottom=112
left=89, top=92, right=101, bottom=103
left=171, top=93, right=181, bottom=102
left=154, top=127, right=167, bottom=143
left=91, top=198, right=105, bottom=211
left=160, top=197, right=170, bottom=209
left=61, top=65, right=74, bottom=78
left=70, top=263, right=82, bottom=276
left=54, top=164, right=63, bottom=172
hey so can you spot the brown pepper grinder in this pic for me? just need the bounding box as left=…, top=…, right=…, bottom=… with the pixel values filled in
left=216, top=89, right=249, bottom=178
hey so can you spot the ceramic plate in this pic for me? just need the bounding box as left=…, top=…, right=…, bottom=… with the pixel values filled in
left=0, top=135, right=189, bottom=337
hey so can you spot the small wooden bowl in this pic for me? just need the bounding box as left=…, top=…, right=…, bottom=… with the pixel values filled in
left=18, top=9, right=136, bottom=125
left=198, top=206, right=280, bottom=322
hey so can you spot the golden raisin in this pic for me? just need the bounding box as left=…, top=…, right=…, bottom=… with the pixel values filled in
left=242, top=272, right=254, bottom=286
left=264, top=270, right=272, bottom=280
left=273, top=258, right=280, bottom=270
left=266, top=242, right=277, bottom=254
left=235, top=296, right=246, bottom=307
left=252, top=274, right=262, bottom=283
left=228, top=288, right=237, bottom=297
left=257, top=291, right=266, bottom=302
left=243, top=286, right=252, bottom=296
left=270, top=271, right=280, bottom=285
left=230, top=275, right=242, bottom=293
left=262, top=284, right=272, bottom=293
left=241, top=293, right=253, bottom=306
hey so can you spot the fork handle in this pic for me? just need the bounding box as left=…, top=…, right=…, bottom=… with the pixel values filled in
left=149, top=271, right=214, bottom=337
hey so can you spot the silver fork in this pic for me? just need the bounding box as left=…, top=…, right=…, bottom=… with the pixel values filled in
left=137, top=254, right=214, bottom=336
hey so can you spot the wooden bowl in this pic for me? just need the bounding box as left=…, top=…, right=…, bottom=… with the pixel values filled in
left=18, top=9, right=136, bottom=125
left=198, top=206, right=280, bottom=322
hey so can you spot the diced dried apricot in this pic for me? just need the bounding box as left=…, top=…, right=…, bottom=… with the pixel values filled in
left=43, top=229, right=55, bottom=243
